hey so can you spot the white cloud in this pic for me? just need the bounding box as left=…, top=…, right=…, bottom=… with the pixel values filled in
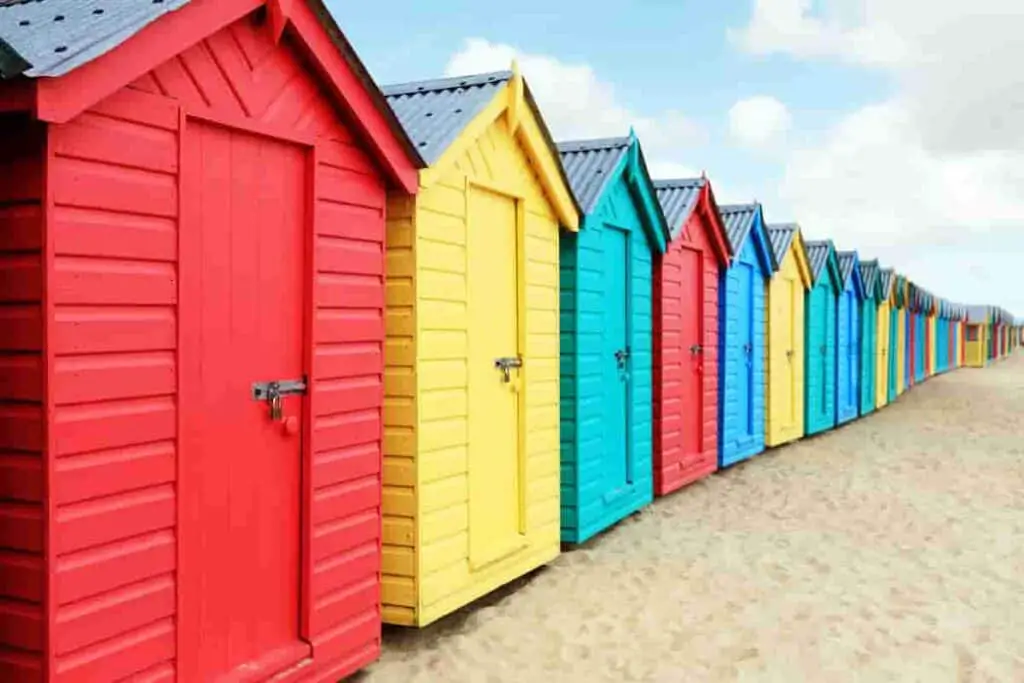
left=444, top=38, right=706, bottom=179
left=731, top=0, right=1024, bottom=313
left=728, top=96, right=792, bottom=149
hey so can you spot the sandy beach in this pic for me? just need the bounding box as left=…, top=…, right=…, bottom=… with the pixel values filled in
left=358, top=355, right=1024, bottom=682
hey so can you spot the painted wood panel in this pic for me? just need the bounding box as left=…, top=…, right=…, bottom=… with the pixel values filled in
left=560, top=156, right=658, bottom=544
left=836, top=275, right=860, bottom=425
left=804, top=269, right=839, bottom=435
left=766, top=245, right=806, bottom=447
left=876, top=300, right=891, bottom=409
left=382, top=104, right=564, bottom=627
left=0, top=114, right=45, bottom=683
left=860, top=298, right=877, bottom=415
left=653, top=209, right=722, bottom=495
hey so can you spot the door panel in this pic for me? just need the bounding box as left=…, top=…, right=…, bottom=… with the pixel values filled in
left=785, top=277, right=799, bottom=430
left=180, top=122, right=306, bottom=680
left=468, top=185, right=522, bottom=567
left=602, top=225, right=631, bottom=491
left=678, top=248, right=703, bottom=459
left=736, top=263, right=755, bottom=439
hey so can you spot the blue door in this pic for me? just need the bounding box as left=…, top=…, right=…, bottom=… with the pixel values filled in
left=603, top=226, right=630, bottom=492
left=737, top=262, right=755, bottom=443
left=848, top=294, right=859, bottom=409
left=888, top=307, right=898, bottom=400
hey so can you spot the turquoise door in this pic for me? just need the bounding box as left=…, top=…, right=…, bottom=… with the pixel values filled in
left=736, top=262, right=755, bottom=444
left=603, top=226, right=630, bottom=492
left=888, top=307, right=898, bottom=400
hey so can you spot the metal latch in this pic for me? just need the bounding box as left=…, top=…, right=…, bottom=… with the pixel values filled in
left=252, top=378, right=307, bottom=420
left=494, top=357, right=522, bottom=383
left=614, top=347, right=631, bottom=368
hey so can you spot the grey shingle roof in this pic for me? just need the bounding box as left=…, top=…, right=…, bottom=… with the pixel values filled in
left=653, top=178, right=704, bottom=240
left=557, top=137, right=630, bottom=215
left=383, top=70, right=511, bottom=165
left=966, top=305, right=990, bottom=323
left=878, top=268, right=895, bottom=299
left=804, top=240, right=835, bottom=284
left=837, top=251, right=859, bottom=288
left=766, top=224, right=797, bottom=266
left=718, top=203, right=759, bottom=257
left=0, top=0, right=190, bottom=78
left=858, top=259, right=879, bottom=298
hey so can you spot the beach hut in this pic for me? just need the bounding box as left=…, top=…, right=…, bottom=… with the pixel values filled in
left=0, top=2, right=425, bottom=680
left=556, top=135, right=669, bottom=543
left=965, top=306, right=991, bottom=367
left=835, top=251, right=865, bottom=424
left=803, top=240, right=842, bottom=435
left=893, top=275, right=908, bottom=398
left=858, top=259, right=880, bottom=415
left=876, top=268, right=895, bottom=408
left=914, top=289, right=929, bottom=384
left=652, top=178, right=730, bottom=495
left=926, top=294, right=937, bottom=377
left=717, top=204, right=777, bottom=466
left=765, top=224, right=812, bottom=447
left=381, top=68, right=579, bottom=626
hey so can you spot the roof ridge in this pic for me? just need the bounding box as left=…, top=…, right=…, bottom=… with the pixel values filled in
left=719, top=202, right=758, bottom=212
left=556, top=136, right=631, bottom=153
left=653, top=177, right=704, bottom=189
left=381, top=70, right=512, bottom=97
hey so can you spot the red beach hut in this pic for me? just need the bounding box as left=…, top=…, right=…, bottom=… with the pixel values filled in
left=0, top=2, right=421, bottom=681
left=651, top=178, right=730, bottom=495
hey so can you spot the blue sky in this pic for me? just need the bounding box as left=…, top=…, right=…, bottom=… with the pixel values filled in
left=328, top=0, right=1024, bottom=314
left=331, top=0, right=890, bottom=213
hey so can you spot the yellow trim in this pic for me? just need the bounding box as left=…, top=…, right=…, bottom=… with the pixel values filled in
left=416, top=75, right=580, bottom=232
left=791, top=230, right=813, bottom=290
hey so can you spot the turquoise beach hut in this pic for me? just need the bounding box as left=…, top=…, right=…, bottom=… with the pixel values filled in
left=836, top=251, right=865, bottom=424
left=858, top=259, right=880, bottom=415
left=557, top=134, right=669, bottom=543
left=913, top=288, right=927, bottom=384
left=717, top=203, right=777, bottom=467
left=803, top=240, right=842, bottom=435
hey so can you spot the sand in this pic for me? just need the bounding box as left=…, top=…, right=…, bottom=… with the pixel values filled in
left=357, top=355, right=1024, bottom=682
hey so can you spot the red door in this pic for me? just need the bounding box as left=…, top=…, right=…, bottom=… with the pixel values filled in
left=179, top=122, right=308, bottom=680
left=678, top=247, right=704, bottom=463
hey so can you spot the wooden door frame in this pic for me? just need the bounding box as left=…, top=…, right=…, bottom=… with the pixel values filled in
left=177, top=108, right=318, bottom=674
left=604, top=220, right=634, bottom=487
left=678, top=243, right=705, bottom=457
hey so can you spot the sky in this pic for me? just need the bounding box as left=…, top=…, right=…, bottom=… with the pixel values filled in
left=330, top=0, right=1024, bottom=316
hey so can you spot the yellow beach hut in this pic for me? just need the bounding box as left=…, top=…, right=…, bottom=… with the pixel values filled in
left=895, top=275, right=908, bottom=395
left=965, top=305, right=991, bottom=367
left=765, top=224, right=812, bottom=447
left=380, top=67, right=580, bottom=626
left=876, top=268, right=895, bottom=408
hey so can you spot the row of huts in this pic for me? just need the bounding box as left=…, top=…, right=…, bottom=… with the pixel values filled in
left=0, top=2, right=1019, bottom=681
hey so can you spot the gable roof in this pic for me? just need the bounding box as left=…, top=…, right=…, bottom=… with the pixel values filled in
left=718, top=203, right=777, bottom=272
left=557, top=136, right=629, bottom=214
left=966, top=305, right=990, bottom=324
left=836, top=250, right=866, bottom=299
left=653, top=177, right=730, bottom=266
left=382, top=66, right=580, bottom=229
left=766, top=223, right=812, bottom=289
left=556, top=134, right=669, bottom=252
left=0, top=0, right=424, bottom=192
left=859, top=259, right=880, bottom=301
left=804, top=239, right=842, bottom=289
left=0, top=0, right=191, bottom=78
left=878, top=268, right=895, bottom=300
left=383, top=70, right=511, bottom=165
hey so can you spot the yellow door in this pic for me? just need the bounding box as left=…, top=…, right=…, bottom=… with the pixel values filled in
left=768, top=273, right=799, bottom=445
left=788, top=276, right=803, bottom=434
left=896, top=312, right=906, bottom=393
left=467, top=186, right=523, bottom=569
left=876, top=301, right=890, bottom=406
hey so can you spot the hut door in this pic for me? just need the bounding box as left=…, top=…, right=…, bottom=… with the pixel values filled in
left=736, top=263, right=756, bottom=442
left=602, top=226, right=632, bottom=493
left=678, top=247, right=703, bottom=464
left=467, top=185, right=523, bottom=569
left=179, top=123, right=307, bottom=680
left=784, top=277, right=800, bottom=429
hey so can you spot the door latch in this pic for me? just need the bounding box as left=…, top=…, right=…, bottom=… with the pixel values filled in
left=614, top=347, right=631, bottom=369
left=690, top=343, right=703, bottom=355
left=494, top=357, right=522, bottom=383
left=252, top=378, right=307, bottom=421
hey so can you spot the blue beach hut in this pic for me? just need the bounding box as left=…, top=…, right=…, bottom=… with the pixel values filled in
left=803, top=240, right=842, bottom=435
left=836, top=251, right=865, bottom=424
left=857, top=259, right=880, bottom=415
left=716, top=203, right=776, bottom=467
left=556, top=134, right=670, bottom=543
left=913, top=287, right=927, bottom=384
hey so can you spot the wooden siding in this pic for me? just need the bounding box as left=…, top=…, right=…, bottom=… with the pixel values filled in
left=804, top=280, right=838, bottom=435
left=860, top=300, right=877, bottom=415
left=876, top=300, right=891, bottom=409
left=560, top=176, right=655, bottom=544
left=653, top=211, right=720, bottom=495
left=0, top=115, right=46, bottom=683
left=765, top=246, right=805, bottom=447
left=836, top=283, right=860, bottom=425
left=719, top=235, right=767, bottom=466
left=42, top=15, right=388, bottom=680
left=382, top=112, right=561, bottom=627
left=896, top=309, right=907, bottom=394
